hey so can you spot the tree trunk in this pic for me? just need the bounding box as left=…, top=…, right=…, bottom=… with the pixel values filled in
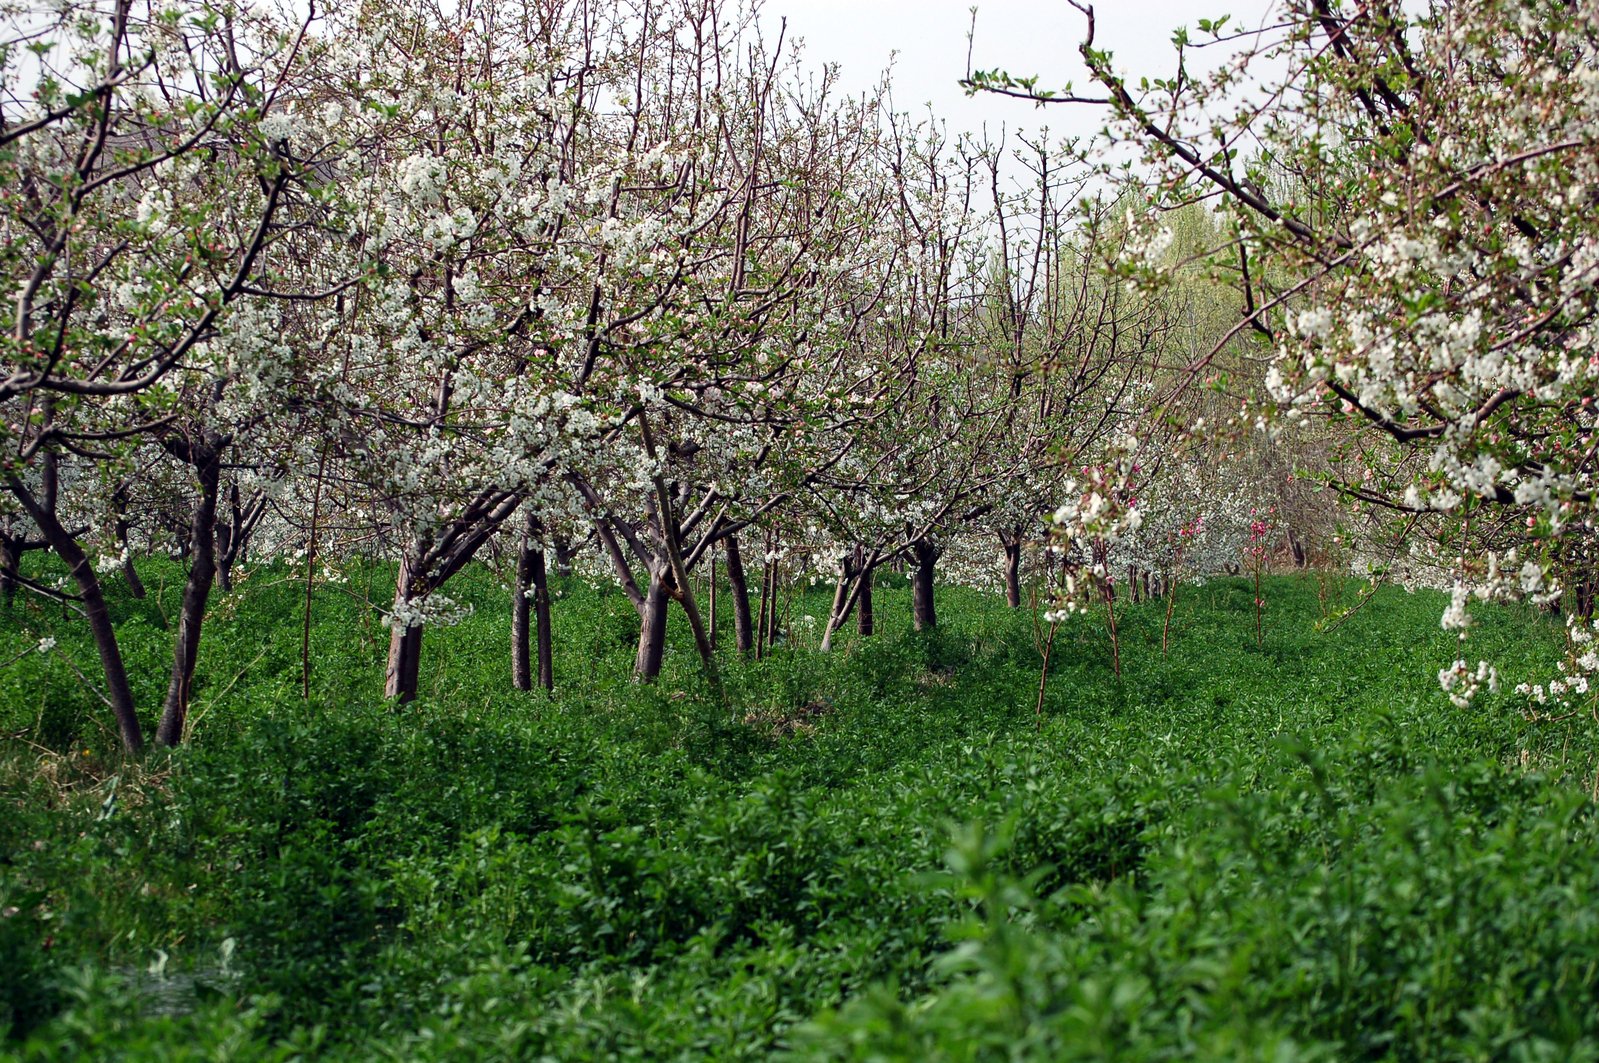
left=0, top=535, right=18, bottom=607
left=857, top=564, right=875, bottom=636
left=553, top=537, right=576, bottom=578
left=384, top=557, right=425, bottom=702
left=707, top=547, right=717, bottom=651
left=512, top=529, right=534, bottom=692
left=123, top=553, right=148, bottom=600
left=155, top=450, right=222, bottom=746
left=819, top=558, right=855, bottom=653
left=513, top=532, right=555, bottom=692
left=725, top=533, right=754, bottom=653
left=756, top=555, right=772, bottom=657
left=594, top=517, right=645, bottom=614
left=114, top=504, right=146, bottom=600
left=1002, top=538, right=1022, bottom=608
left=386, top=621, right=424, bottom=702
left=911, top=539, right=938, bottom=632
left=766, top=557, right=783, bottom=644
left=215, top=519, right=233, bottom=593
left=634, top=570, right=670, bottom=680
left=1287, top=527, right=1308, bottom=568
left=8, top=476, right=142, bottom=755
left=215, top=483, right=264, bottom=595
left=532, top=545, right=553, bottom=691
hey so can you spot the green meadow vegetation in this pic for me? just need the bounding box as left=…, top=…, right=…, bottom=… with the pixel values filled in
left=1, top=566, right=1593, bottom=1060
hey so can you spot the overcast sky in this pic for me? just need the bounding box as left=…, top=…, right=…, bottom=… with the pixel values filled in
left=772, top=0, right=1283, bottom=146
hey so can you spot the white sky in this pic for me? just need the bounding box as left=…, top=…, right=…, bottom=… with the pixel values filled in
left=773, top=0, right=1283, bottom=145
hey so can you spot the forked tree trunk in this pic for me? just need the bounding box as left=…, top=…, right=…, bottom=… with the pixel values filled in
left=819, top=557, right=856, bottom=653
left=634, top=570, right=671, bottom=680
left=8, top=477, right=142, bottom=754
left=155, top=450, right=222, bottom=746
left=725, top=534, right=754, bottom=653
left=1002, top=537, right=1022, bottom=608
left=911, top=539, right=938, bottom=632
left=381, top=491, right=521, bottom=702
left=216, top=483, right=266, bottom=595
left=114, top=502, right=146, bottom=600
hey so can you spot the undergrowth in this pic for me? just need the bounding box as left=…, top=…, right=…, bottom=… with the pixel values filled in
left=0, top=563, right=1589, bottom=1060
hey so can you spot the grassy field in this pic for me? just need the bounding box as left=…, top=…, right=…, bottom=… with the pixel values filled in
left=1, top=563, right=1594, bottom=1060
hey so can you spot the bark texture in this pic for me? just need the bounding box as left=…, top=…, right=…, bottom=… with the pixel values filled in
left=155, top=446, right=223, bottom=746
left=725, top=533, right=754, bottom=653
left=8, top=476, right=142, bottom=754
left=911, top=538, right=939, bottom=631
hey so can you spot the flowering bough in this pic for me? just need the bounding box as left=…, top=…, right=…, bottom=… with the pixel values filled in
left=973, top=0, right=1599, bottom=712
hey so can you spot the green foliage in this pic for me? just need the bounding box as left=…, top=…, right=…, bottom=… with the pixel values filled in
left=0, top=564, right=1588, bottom=1058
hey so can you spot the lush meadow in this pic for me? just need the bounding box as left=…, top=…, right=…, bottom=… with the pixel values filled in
left=1, top=567, right=1593, bottom=1060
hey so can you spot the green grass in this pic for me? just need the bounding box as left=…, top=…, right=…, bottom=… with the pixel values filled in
left=0, top=562, right=1591, bottom=1060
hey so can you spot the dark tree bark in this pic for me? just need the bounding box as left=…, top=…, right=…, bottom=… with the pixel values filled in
left=386, top=620, right=424, bottom=703
left=0, top=532, right=19, bottom=606
left=911, top=538, right=939, bottom=631
left=593, top=516, right=645, bottom=613
left=707, top=546, right=717, bottom=651
left=1002, top=536, right=1022, bottom=608
left=635, top=413, right=722, bottom=693
left=215, top=522, right=232, bottom=593
left=634, top=569, right=670, bottom=680
left=1287, top=527, right=1308, bottom=568
left=216, top=482, right=268, bottom=594
left=112, top=484, right=146, bottom=599
left=8, top=475, right=142, bottom=755
left=385, top=555, right=425, bottom=702
left=724, top=533, right=754, bottom=653
left=820, top=556, right=855, bottom=653
left=383, top=491, right=521, bottom=702
left=857, top=563, right=875, bottom=635
left=819, top=546, right=881, bottom=652
left=121, top=553, right=146, bottom=600
left=512, top=530, right=534, bottom=692
left=553, top=537, right=576, bottom=578
left=532, top=546, right=553, bottom=691
left=155, top=443, right=223, bottom=746
left=512, top=514, right=554, bottom=693
left=756, top=554, right=772, bottom=658
left=764, top=555, right=783, bottom=645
